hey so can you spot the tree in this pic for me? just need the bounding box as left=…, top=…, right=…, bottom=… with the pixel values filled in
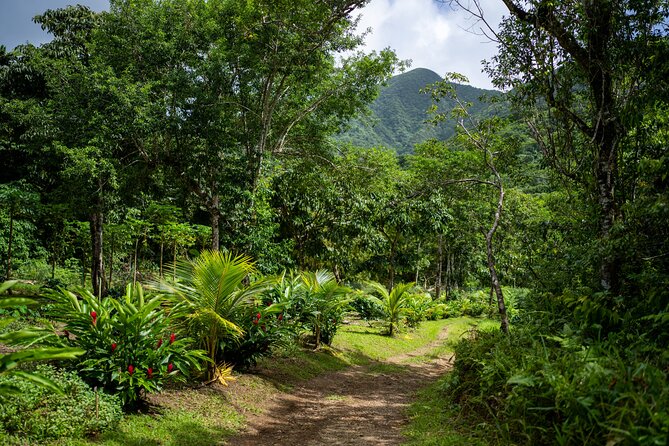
left=450, top=0, right=669, bottom=294
left=420, top=73, right=521, bottom=333
left=100, top=0, right=401, bottom=251
left=0, top=183, right=39, bottom=281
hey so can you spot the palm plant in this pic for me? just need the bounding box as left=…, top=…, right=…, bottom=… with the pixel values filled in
left=0, top=281, right=84, bottom=398
left=298, top=270, right=351, bottom=349
left=155, top=250, right=272, bottom=376
left=366, top=281, right=415, bottom=336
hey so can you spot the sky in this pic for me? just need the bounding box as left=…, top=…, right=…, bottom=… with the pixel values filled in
left=0, top=0, right=506, bottom=89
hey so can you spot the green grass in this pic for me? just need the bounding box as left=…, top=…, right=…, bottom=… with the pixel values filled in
left=31, top=388, right=246, bottom=446
left=334, top=317, right=496, bottom=362
left=402, top=317, right=498, bottom=446
left=402, top=376, right=490, bottom=446
left=333, top=319, right=450, bottom=360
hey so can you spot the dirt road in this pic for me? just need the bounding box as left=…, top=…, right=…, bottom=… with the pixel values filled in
left=230, top=327, right=453, bottom=446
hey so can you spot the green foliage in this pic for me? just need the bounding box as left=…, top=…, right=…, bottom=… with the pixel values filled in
left=222, top=300, right=291, bottom=370
left=350, top=289, right=385, bottom=321
left=440, top=322, right=669, bottom=445
left=0, top=365, right=122, bottom=442
left=294, top=270, right=352, bottom=348
left=444, top=290, right=490, bottom=318
left=0, top=281, right=85, bottom=398
left=366, top=281, right=415, bottom=336
left=46, top=283, right=208, bottom=408
left=155, top=250, right=271, bottom=373
left=403, top=292, right=434, bottom=328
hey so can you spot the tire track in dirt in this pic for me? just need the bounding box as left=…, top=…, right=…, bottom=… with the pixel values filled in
left=229, top=326, right=453, bottom=446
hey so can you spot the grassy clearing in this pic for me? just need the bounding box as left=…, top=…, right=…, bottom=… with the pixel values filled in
left=333, top=319, right=451, bottom=360
left=334, top=317, right=497, bottom=362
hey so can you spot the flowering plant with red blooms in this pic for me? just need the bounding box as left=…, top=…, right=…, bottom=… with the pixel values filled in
left=46, top=284, right=209, bottom=409
left=223, top=302, right=292, bottom=369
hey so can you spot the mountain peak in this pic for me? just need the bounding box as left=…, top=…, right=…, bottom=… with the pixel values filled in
left=337, top=68, right=499, bottom=154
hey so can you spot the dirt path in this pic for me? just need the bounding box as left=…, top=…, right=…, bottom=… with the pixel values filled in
left=229, top=327, right=454, bottom=446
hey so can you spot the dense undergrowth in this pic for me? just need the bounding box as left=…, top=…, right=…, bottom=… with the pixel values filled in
left=407, top=294, right=669, bottom=446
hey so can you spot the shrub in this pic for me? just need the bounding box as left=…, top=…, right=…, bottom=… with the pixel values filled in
left=0, top=365, right=122, bottom=441
left=0, top=280, right=84, bottom=398
left=441, top=323, right=669, bottom=445
left=350, top=290, right=385, bottom=320
left=297, top=271, right=351, bottom=348
left=366, top=281, right=415, bottom=336
left=46, top=283, right=209, bottom=408
left=404, top=292, right=434, bottom=327
left=154, top=250, right=271, bottom=377
left=444, top=290, right=489, bottom=317
left=222, top=301, right=292, bottom=369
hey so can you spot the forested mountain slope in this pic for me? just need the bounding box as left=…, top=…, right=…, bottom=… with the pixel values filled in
left=337, top=68, right=501, bottom=154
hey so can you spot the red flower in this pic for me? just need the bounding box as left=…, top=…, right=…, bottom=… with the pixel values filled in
left=111, top=342, right=117, bottom=352
left=147, top=367, right=153, bottom=379
left=128, top=364, right=135, bottom=375
left=169, top=333, right=176, bottom=345
left=278, top=313, right=283, bottom=321
left=167, top=363, right=174, bottom=373
left=256, top=312, right=261, bottom=320
left=90, top=310, right=97, bottom=325
left=156, top=339, right=163, bottom=348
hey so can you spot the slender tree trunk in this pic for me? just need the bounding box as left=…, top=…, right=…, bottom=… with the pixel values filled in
left=90, top=211, right=107, bottom=298
left=210, top=195, right=220, bottom=251
left=388, top=237, right=397, bottom=290
left=173, top=241, right=177, bottom=280
left=435, top=233, right=443, bottom=300
left=108, top=234, right=114, bottom=289
left=486, top=184, right=508, bottom=333
left=159, top=241, right=164, bottom=278
left=133, top=238, right=139, bottom=285
left=595, top=122, right=620, bottom=293
left=5, top=210, right=13, bottom=281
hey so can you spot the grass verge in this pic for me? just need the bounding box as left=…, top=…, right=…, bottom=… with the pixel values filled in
left=402, top=317, right=497, bottom=446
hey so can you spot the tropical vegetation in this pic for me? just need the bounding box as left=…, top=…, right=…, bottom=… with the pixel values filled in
left=1, top=0, right=668, bottom=444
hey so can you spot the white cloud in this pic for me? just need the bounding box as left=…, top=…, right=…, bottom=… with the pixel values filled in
left=354, top=0, right=508, bottom=89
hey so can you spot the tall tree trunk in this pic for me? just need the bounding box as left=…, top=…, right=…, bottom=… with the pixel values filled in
left=90, top=211, right=107, bottom=298
left=210, top=195, right=220, bottom=251
left=159, top=241, right=164, bottom=278
left=388, top=237, right=397, bottom=290
left=435, top=233, right=443, bottom=300
left=486, top=184, right=508, bottom=334
left=5, top=210, right=13, bottom=281
left=108, top=233, right=114, bottom=288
